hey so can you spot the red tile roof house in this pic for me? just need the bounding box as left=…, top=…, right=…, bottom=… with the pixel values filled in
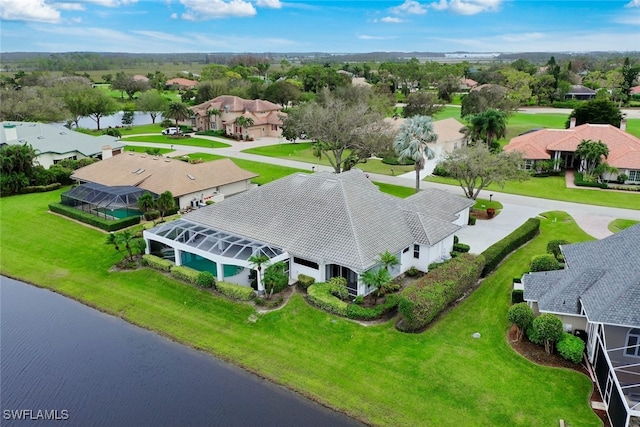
left=165, top=78, right=198, bottom=90
left=504, top=119, right=640, bottom=184
left=191, top=95, right=285, bottom=140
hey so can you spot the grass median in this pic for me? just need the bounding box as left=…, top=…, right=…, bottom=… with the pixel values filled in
left=0, top=189, right=600, bottom=426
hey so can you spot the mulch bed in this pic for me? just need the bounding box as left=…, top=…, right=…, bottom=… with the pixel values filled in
left=508, top=325, right=610, bottom=427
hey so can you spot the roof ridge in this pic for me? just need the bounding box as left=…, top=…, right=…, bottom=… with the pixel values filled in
left=339, top=176, right=368, bottom=271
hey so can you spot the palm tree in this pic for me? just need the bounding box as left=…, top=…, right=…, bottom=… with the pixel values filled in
left=105, top=231, right=136, bottom=261
left=164, top=102, right=191, bottom=128
left=468, top=109, right=507, bottom=150
left=155, top=191, right=175, bottom=221
left=137, top=192, right=155, bottom=214
left=234, top=115, right=254, bottom=139
left=378, top=251, right=399, bottom=272
left=248, top=253, right=270, bottom=295
left=393, top=115, right=438, bottom=192
left=575, top=139, right=609, bottom=181
left=206, top=108, right=220, bottom=131
left=361, top=268, right=392, bottom=303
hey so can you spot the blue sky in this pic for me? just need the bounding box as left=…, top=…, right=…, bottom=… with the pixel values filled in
left=1, top=0, right=639, bottom=53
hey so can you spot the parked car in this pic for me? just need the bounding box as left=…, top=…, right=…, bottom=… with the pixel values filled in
left=162, top=127, right=180, bottom=135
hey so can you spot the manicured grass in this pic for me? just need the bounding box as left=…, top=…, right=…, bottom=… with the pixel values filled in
left=119, top=123, right=167, bottom=135
left=121, top=135, right=231, bottom=148
left=124, top=145, right=173, bottom=154
left=474, top=198, right=503, bottom=211
left=0, top=191, right=600, bottom=427
left=608, top=218, right=640, bottom=233
left=373, top=182, right=416, bottom=198
left=427, top=175, right=640, bottom=210
left=171, top=152, right=221, bottom=162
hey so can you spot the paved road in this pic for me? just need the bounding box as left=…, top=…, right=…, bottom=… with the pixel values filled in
left=123, top=135, right=640, bottom=253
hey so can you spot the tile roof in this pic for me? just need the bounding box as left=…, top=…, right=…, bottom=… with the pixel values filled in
left=524, top=224, right=640, bottom=327
left=71, top=154, right=257, bottom=198
left=192, top=95, right=281, bottom=115
left=166, top=78, right=198, bottom=87
left=0, top=121, right=124, bottom=156
left=182, top=170, right=464, bottom=272
left=565, top=85, right=597, bottom=95
left=504, top=124, right=640, bottom=169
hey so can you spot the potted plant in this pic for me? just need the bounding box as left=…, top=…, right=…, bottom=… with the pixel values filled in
left=486, top=207, right=496, bottom=218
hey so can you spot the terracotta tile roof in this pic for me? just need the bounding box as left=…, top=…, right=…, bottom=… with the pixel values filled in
left=71, top=154, right=257, bottom=197
left=166, top=78, right=198, bottom=87
left=192, top=95, right=281, bottom=115
left=504, top=124, right=640, bottom=169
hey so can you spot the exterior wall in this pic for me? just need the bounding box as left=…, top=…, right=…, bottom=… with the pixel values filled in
left=290, top=258, right=324, bottom=284
left=452, top=208, right=470, bottom=227
left=603, top=169, right=640, bottom=184
left=557, top=313, right=587, bottom=333
left=37, top=152, right=83, bottom=169
left=176, top=180, right=254, bottom=209
left=603, top=324, right=640, bottom=367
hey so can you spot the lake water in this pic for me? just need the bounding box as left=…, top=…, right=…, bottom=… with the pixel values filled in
left=0, top=277, right=362, bottom=427
left=74, top=111, right=160, bottom=129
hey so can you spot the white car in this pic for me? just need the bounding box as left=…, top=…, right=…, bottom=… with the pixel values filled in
left=162, top=127, right=180, bottom=135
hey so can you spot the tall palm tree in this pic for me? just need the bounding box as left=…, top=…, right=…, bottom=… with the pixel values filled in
left=137, top=192, right=155, bottom=214
left=164, top=102, right=191, bottom=128
left=575, top=139, right=609, bottom=180
left=361, top=268, right=392, bottom=303
left=393, top=115, right=438, bottom=192
left=206, top=108, right=220, bottom=131
left=378, top=251, right=399, bottom=272
left=155, top=191, right=175, bottom=221
left=468, top=109, right=507, bottom=149
left=234, top=115, right=254, bottom=139
left=248, top=253, right=270, bottom=295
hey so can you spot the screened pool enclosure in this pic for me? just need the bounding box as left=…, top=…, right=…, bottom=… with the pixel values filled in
left=61, top=182, right=150, bottom=220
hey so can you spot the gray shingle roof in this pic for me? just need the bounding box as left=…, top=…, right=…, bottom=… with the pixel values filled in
left=0, top=121, right=124, bottom=156
left=399, top=188, right=474, bottom=222
left=524, top=224, right=640, bottom=327
left=184, top=170, right=463, bottom=272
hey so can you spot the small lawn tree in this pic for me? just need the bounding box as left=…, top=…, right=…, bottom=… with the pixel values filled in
left=507, top=302, right=534, bottom=342
left=248, top=253, right=270, bottom=295
left=532, top=313, right=564, bottom=354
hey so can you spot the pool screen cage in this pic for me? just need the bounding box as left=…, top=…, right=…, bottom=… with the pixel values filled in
left=61, top=182, right=152, bottom=219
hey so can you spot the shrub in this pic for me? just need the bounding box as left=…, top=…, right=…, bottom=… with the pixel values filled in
left=382, top=157, right=414, bottom=166
left=196, top=271, right=215, bottom=288
left=160, top=118, right=174, bottom=128
left=49, top=203, right=140, bottom=232
left=468, top=216, right=476, bottom=226
left=353, top=295, right=364, bottom=305
left=532, top=313, right=564, bottom=354
left=307, top=283, right=348, bottom=316
left=481, top=218, right=540, bottom=277
left=141, top=254, right=174, bottom=272
left=546, top=239, right=569, bottom=260
left=530, top=254, right=562, bottom=272
left=328, top=276, right=349, bottom=300
left=264, top=262, right=289, bottom=295
left=297, top=274, right=315, bottom=291
left=507, top=303, right=534, bottom=341
left=557, top=333, right=585, bottom=363
left=144, top=210, right=160, bottom=221
left=617, top=173, right=629, bottom=184
left=215, top=281, right=256, bottom=301
left=453, top=235, right=459, bottom=245
left=453, top=243, right=470, bottom=253
left=21, top=183, right=62, bottom=194
left=397, top=254, right=485, bottom=332
left=511, top=289, right=524, bottom=304
left=347, top=294, right=400, bottom=320
left=432, top=164, right=449, bottom=177
left=405, top=267, right=420, bottom=277
left=170, top=265, right=200, bottom=284
left=574, top=172, right=608, bottom=189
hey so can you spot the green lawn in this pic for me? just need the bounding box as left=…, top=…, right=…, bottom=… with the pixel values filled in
left=0, top=190, right=600, bottom=427
left=119, top=123, right=167, bottom=135
left=427, top=175, right=640, bottom=210
left=124, top=145, right=173, bottom=154
left=121, top=135, right=230, bottom=148
left=608, top=218, right=640, bottom=233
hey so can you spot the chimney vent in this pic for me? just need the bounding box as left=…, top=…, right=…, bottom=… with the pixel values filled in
left=620, top=118, right=627, bottom=132
left=569, top=117, right=576, bottom=129
left=3, top=123, right=18, bottom=142
left=101, top=145, right=113, bottom=160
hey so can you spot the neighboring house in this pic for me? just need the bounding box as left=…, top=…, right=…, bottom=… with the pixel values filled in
left=564, top=85, right=597, bottom=100
left=631, top=86, right=640, bottom=96
left=69, top=153, right=257, bottom=211
left=191, top=95, right=285, bottom=139
left=165, top=78, right=198, bottom=90
left=460, top=77, right=478, bottom=90
left=0, top=121, right=124, bottom=169
left=132, top=75, right=150, bottom=83
left=504, top=120, right=640, bottom=183
left=143, top=169, right=473, bottom=294
left=522, top=225, right=640, bottom=427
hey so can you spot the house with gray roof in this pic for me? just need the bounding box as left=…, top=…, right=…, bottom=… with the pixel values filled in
left=522, top=224, right=640, bottom=427
left=143, top=169, right=473, bottom=296
left=0, top=121, right=124, bottom=169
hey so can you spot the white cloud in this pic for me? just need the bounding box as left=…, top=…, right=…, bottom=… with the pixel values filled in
left=430, top=0, right=502, bottom=15
left=179, top=0, right=256, bottom=19
left=0, top=0, right=61, bottom=23
left=358, top=34, right=395, bottom=40
left=52, top=2, right=86, bottom=11
left=71, top=16, right=82, bottom=22
left=390, top=0, right=427, bottom=15
left=170, top=12, right=178, bottom=19
left=256, top=0, right=281, bottom=9
left=380, top=16, right=404, bottom=23
left=130, top=30, right=193, bottom=44
left=626, top=0, right=640, bottom=7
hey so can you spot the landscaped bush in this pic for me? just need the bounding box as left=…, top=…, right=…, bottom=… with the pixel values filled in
left=511, top=289, right=524, bottom=304
left=49, top=203, right=140, bottom=232
left=405, top=267, right=420, bottom=277
left=397, top=253, right=485, bottom=332
left=481, top=218, right=540, bottom=277
left=546, top=239, right=569, bottom=261
left=531, top=313, right=564, bottom=354
left=353, top=295, right=364, bottom=305
left=215, top=281, right=256, bottom=301
left=170, top=265, right=200, bottom=284
left=507, top=302, right=534, bottom=341
left=21, top=183, right=62, bottom=194
left=432, top=164, right=449, bottom=177
left=160, top=118, right=174, bottom=128
left=347, top=294, right=400, bottom=320
left=468, top=216, right=476, bottom=226
left=574, top=172, right=608, bottom=189
left=196, top=271, right=215, bottom=288
left=328, top=276, right=349, bottom=300
left=557, top=333, right=585, bottom=363
left=530, top=254, right=562, bottom=272
left=144, top=210, right=160, bottom=221
left=382, top=157, right=414, bottom=166
left=453, top=243, right=470, bottom=253
left=297, top=274, right=315, bottom=291
left=307, top=282, right=348, bottom=316
left=264, top=262, right=289, bottom=294
left=141, top=254, right=174, bottom=272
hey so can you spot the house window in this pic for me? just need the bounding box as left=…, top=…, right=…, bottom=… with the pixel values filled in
left=293, top=257, right=319, bottom=270
left=524, top=160, right=534, bottom=170
left=628, top=170, right=640, bottom=183
left=402, top=247, right=409, bottom=254
left=625, top=328, right=640, bottom=357
left=413, top=244, right=420, bottom=259
left=271, top=124, right=278, bottom=131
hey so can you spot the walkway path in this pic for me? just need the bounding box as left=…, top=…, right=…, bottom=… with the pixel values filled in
left=122, top=135, right=640, bottom=253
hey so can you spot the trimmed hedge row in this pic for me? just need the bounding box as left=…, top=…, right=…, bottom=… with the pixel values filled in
left=49, top=202, right=140, bottom=231
left=171, top=265, right=201, bottom=284
left=21, top=183, right=62, bottom=194
left=481, top=218, right=540, bottom=277
left=347, top=294, right=400, bottom=320
left=142, top=254, right=174, bottom=272
left=307, top=283, right=348, bottom=316
left=297, top=274, right=315, bottom=290
left=574, top=172, right=608, bottom=189
left=397, top=253, right=485, bottom=332
left=216, top=281, right=256, bottom=301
